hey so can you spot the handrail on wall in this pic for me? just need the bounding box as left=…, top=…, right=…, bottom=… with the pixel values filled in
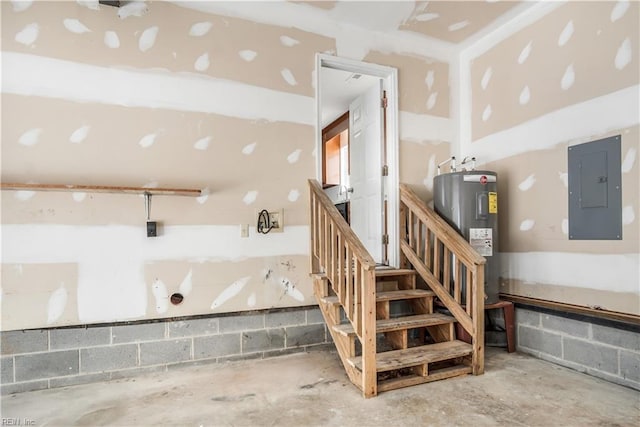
left=1, top=183, right=202, bottom=197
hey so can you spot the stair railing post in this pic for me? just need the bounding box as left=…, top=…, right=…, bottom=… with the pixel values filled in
left=471, top=264, right=485, bottom=375
left=361, top=267, right=377, bottom=398
left=399, top=200, right=410, bottom=269
left=309, top=185, right=320, bottom=274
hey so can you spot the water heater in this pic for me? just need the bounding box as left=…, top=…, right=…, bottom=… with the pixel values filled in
left=433, top=170, right=499, bottom=304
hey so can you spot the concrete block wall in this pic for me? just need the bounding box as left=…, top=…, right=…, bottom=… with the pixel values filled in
left=0, top=307, right=330, bottom=395
left=514, top=305, right=640, bottom=390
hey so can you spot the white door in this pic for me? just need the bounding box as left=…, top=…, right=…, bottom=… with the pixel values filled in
left=348, top=80, right=384, bottom=264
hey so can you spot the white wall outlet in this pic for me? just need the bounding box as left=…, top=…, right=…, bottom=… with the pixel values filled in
left=268, top=209, right=284, bottom=232
left=240, top=224, right=249, bottom=238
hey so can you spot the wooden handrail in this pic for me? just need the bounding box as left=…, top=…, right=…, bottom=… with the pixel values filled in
left=1, top=182, right=202, bottom=197
left=399, top=183, right=485, bottom=375
left=399, top=183, right=485, bottom=266
left=308, top=180, right=376, bottom=270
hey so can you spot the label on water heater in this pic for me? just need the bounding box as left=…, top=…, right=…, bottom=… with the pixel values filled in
left=469, top=228, right=493, bottom=256
left=489, top=192, right=498, bottom=214
left=463, top=175, right=497, bottom=183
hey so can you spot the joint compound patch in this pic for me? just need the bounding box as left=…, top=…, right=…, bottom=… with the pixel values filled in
left=469, top=228, right=493, bottom=257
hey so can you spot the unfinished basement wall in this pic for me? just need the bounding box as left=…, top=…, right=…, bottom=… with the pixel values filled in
left=466, top=1, right=639, bottom=315
left=513, top=306, right=640, bottom=390
left=1, top=1, right=451, bottom=333
left=0, top=306, right=330, bottom=395
left=463, top=0, right=639, bottom=390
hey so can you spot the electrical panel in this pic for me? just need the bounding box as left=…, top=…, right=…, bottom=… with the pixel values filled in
left=568, top=135, right=622, bottom=240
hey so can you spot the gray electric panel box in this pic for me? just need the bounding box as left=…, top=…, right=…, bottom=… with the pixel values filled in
left=568, top=135, right=622, bottom=240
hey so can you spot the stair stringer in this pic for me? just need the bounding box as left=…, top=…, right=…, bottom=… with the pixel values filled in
left=313, top=275, right=363, bottom=391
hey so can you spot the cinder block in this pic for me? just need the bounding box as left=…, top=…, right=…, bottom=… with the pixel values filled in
left=265, top=310, right=305, bottom=328
left=620, top=350, right=640, bottom=382
left=242, top=329, right=285, bottom=354
left=110, top=365, right=166, bottom=380
left=563, top=337, right=618, bottom=374
left=218, top=352, right=263, bottom=363
left=515, top=308, right=540, bottom=327
left=585, top=367, right=640, bottom=391
left=592, top=324, right=640, bottom=351
left=517, top=325, right=562, bottom=358
left=219, top=314, right=264, bottom=333
left=194, top=334, right=240, bottom=359
left=1, top=356, right=14, bottom=383
left=1, top=330, right=48, bottom=355
left=306, top=308, right=325, bottom=325
left=536, top=352, right=587, bottom=374
left=541, top=314, right=590, bottom=339
left=80, top=344, right=138, bottom=373
left=169, top=318, right=219, bottom=338
left=1, top=380, right=48, bottom=395
left=167, top=358, right=219, bottom=370
left=15, top=350, right=79, bottom=381
left=112, top=322, right=165, bottom=344
left=50, top=327, right=111, bottom=350
left=50, top=372, right=111, bottom=388
left=263, top=347, right=305, bottom=359
left=306, top=343, right=336, bottom=353
left=286, top=324, right=326, bottom=347
left=139, top=339, right=191, bottom=366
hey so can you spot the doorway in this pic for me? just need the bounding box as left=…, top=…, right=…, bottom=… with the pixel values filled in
left=315, top=54, right=399, bottom=268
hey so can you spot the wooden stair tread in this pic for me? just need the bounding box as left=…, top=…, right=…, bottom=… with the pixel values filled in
left=377, top=365, right=472, bottom=392
left=332, top=313, right=455, bottom=336
left=348, top=340, right=473, bottom=372
left=375, top=268, right=416, bottom=278
left=376, top=289, right=434, bottom=301
left=321, top=289, right=434, bottom=307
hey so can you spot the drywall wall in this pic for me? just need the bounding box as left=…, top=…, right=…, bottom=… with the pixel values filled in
left=1, top=1, right=451, bottom=330
left=464, top=1, right=639, bottom=314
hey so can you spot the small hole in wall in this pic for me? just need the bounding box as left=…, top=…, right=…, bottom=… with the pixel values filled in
left=170, top=293, right=184, bottom=305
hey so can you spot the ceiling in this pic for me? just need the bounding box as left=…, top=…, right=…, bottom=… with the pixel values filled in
left=320, top=67, right=380, bottom=127
left=297, top=0, right=521, bottom=44
left=306, top=1, right=526, bottom=128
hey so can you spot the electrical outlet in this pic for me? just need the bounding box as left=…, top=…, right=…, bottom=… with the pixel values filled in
left=146, top=221, right=157, bottom=237
left=256, top=209, right=284, bottom=233
left=268, top=209, right=284, bottom=232
left=241, top=224, right=249, bottom=238
left=268, top=210, right=281, bottom=230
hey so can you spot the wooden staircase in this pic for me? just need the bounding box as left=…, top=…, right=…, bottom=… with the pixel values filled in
left=309, top=180, right=486, bottom=397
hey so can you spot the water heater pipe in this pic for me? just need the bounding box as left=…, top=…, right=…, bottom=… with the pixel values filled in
left=460, top=156, right=477, bottom=171
left=437, top=156, right=456, bottom=175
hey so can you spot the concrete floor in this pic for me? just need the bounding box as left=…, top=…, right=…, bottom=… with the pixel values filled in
left=1, top=348, right=638, bottom=426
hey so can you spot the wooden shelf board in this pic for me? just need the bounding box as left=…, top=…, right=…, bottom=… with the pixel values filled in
left=500, top=293, right=640, bottom=325
left=1, top=183, right=202, bottom=197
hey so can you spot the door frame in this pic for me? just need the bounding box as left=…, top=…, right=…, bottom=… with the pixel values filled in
left=315, top=53, right=399, bottom=268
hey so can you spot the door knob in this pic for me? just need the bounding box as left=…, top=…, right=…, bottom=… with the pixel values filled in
left=338, top=186, right=354, bottom=196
